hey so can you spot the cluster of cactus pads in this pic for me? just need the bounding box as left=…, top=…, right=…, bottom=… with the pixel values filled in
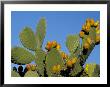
left=11, top=18, right=100, bottom=77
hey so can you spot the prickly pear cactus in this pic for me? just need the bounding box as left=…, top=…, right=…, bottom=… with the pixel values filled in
left=11, top=18, right=100, bottom=77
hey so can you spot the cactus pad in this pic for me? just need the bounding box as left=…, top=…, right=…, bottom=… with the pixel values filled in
left=24, top=71, right=39, bottom=77
left=11, top=71, right=20, bottom=77
left=11, top=47, right=35, bottom=64
left=84, top=63, right=100, bottom=77
left=35, top=49, right=46, bottom=76
left=19, top=27, right=37, bottom=51
left=36, top=18, right=46, bottom=49
left=66, top=34, right=80, bottom=53
left=46, top=48, right=63, bottom=76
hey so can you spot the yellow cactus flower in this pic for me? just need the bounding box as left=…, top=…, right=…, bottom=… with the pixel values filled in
left=85, top=25, right=90, bottom=33
left=96, top=35, right=100, bottom=43
left=79, top=31, right=85, bottom=38
left=52, top=65, right=57, bottom=73
left=31, top=64, right=37, bottom=71
left=56, top=64, right=61, bottom=72
left=96, top=28, right=100, bottom=34
left=71, top=57, right=78, bottom=64
left=94, top=21, right=99, bottom=27
left=86, top=22, right=91, bottom=28
left=82, top=24, right=86, bottom=30
left=90, top=19, right=95, bottom=26
left=52, top=41, right=57, bottom=48
left=66, top=60, right=73, bottom=68
left=83, top=42, right=90, bottom=49
left=52, top=64, right=61, bottom=73
left=85, top=64, right=89, bottom=72
left=56, top=44, right=61, bottom=50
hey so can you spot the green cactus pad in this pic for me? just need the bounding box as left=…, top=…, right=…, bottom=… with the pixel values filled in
left=35, top=49, right=46, bottom=76
left=11, top=47, right=35, bottom=64
left=46, top=48, right=63, bottom=76
left=66, top=34, right=80, bottom=53
left=24, top=71, right=39, bottom=77
left=69, top=61, right=83, bottom=76
left=69, top=43, right=81, bottom=59
left=84, top=63, right=100, bottom=77
left=19, top=27, right=37, bottom=51
left=11, top=71, right=20, bottom=77
left=36, top=18, right=46, bottom=49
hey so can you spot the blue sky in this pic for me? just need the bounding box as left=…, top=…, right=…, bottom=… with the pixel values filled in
left=11, top=11, right=100, bottom=70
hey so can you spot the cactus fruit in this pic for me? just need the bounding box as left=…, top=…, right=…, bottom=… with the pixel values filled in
left=11, top=18, right=100, bottom=77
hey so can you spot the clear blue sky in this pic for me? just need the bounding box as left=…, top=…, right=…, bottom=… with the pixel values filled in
left=11, top=11, right=100, bottom=70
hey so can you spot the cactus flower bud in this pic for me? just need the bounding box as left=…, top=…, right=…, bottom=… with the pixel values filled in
left=82, top=24, right=86, bottom=30
left=83, top=42, right=90, bottom=50
left=66, top=60, right=73, bottom=68
left=52, top=41, right=57, bottom=48
left=79, top=31, right=85, bottom=38
left=56, top=44, right=61, bottom=50
left=94, top=21, right=99, bottom=27
left=95, top=35, right=100, bottom=45
left=90, top=19, right=95, bottom=26
left=85, top=25, right=90, bottom=33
